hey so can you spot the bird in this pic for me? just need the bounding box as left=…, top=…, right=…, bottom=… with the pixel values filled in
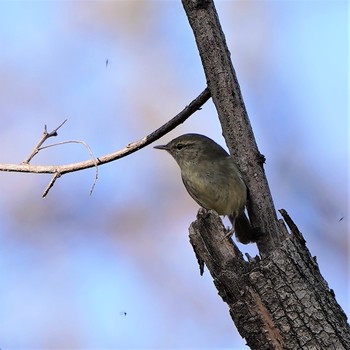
left=154, top=133, right=256, bottom=244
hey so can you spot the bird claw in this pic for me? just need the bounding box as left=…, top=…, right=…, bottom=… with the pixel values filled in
left=223, top=226, right=235, bottom=241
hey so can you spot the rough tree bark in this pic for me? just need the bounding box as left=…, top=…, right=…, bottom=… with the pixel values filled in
left=182, top=0, right=350, bottom=349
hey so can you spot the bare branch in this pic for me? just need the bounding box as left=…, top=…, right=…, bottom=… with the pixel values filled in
left=42, top=173, right=61, bottom=198
left=182, top=0, right=280, bottom=254
left=39, top=140, right=99, bottom=197
left=0, top=88, right=211, bottom=195
left=23, top=119, right=68, bottom=164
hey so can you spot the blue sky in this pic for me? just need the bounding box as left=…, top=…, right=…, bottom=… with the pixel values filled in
left=0, top=1, right=348, bottom=349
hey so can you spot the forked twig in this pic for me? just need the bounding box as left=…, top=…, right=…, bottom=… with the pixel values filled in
left=0, top=88, right=211, bottom=196
left=40, top=140, right=98, bottom=197
left=23, top=119, right=68, bottom=164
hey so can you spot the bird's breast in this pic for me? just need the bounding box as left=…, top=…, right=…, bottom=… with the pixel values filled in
left=181, top=161, right=247, bottom=216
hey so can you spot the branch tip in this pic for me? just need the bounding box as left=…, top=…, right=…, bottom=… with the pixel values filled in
left=23, top=119, right=69, bottom=164
left=3, top=89, right=210, bottom=196
left=42, top=172, right=61, bottom=198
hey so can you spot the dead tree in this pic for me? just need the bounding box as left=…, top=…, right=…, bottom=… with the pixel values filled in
left=182, top=0, right=350, bottom=349
left=0, top=1, right=348, bottom=349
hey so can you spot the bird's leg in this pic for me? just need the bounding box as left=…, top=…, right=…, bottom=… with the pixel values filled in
left=224, top=215, right=235, bottom=238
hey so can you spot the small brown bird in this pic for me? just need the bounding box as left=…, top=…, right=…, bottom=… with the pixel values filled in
left=154, top=133, right=256, bottom=244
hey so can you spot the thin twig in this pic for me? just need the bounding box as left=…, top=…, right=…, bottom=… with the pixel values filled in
left=22, top=119, right=68, bottom=164
left=39, top=140, right=98, bottom=197
left=0, top=88, right=211, bottom=196
left=42, top=173, right=61, bottom=198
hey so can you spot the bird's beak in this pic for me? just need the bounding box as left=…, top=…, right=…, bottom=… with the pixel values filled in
left=154, top=144, right=169, bottom=151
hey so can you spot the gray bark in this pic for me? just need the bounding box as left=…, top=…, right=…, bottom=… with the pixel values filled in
left=182, top=0, right=280, bottom=256
left=189, top=210, right=350, bottom=349
left=182, top=0, right=350, bottom=348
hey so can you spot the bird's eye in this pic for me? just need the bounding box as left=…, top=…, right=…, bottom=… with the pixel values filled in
left=176, top=143, right=184, bottom=150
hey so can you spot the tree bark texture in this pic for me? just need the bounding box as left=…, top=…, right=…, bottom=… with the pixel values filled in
left=182, top=0, right=350, bottom=348
left=190, top=210, right=350, bottom=350
left=182, top=0, right=280, bottom=256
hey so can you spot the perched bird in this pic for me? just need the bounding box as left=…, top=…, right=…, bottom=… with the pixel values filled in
left=154, top=133, right=256, bottom=244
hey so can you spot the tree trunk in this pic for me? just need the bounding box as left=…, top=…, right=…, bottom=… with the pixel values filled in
left=190, top=209, right=349, bottom=349
left=182, top=0, right=350, bottom=348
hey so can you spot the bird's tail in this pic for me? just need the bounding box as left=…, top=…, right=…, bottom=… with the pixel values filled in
left=229, top=212, right=257, bottom=244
